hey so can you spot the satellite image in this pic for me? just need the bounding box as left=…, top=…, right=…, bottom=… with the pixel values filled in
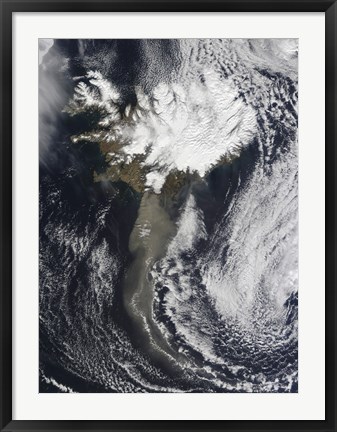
left=39, top=39, right=298, bottom=393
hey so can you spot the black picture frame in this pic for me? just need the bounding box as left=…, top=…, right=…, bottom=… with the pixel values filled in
left=1, top=1, right=336, bottom=431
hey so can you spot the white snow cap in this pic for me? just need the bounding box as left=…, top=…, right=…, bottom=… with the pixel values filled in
left=67, top=38, right=298, bottom=192
left=69, top=68, right=257, bottom=193
left=125, top=72, right=257, bottom=192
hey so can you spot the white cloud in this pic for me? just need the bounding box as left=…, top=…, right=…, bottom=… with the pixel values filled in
left=38, top=38, right=54, bottom=65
